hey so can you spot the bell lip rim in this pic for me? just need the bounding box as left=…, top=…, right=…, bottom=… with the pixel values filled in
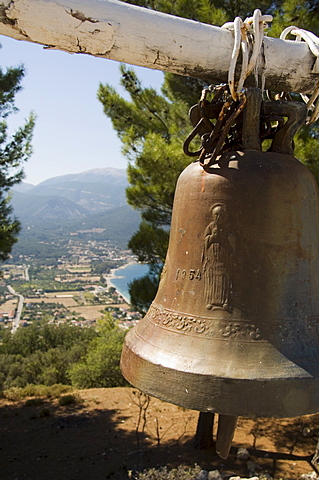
left=121, top=339, right=319, bottom=419
left=123, top=320, right=319, bottom=380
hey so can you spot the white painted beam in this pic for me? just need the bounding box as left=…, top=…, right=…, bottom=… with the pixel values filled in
left=0, top=0, right=317, bottom=93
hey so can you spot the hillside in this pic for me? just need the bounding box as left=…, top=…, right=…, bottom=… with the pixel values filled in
left=28, top=180, right=127, bottom=213
left=36, top=167, right=128, bottom=187
left=12, top=167, right=128, bottom=215
left=10, top=205, right=141, bottom=257
left=11, top=191, right=90, bottom=220
left=10, top=167, right=141, bottom=253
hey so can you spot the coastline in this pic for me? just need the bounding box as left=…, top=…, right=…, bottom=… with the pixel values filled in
left=106, top=262, right=140, bottom=305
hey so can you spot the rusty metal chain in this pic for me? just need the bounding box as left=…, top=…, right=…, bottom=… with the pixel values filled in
left=183, top=85, right=307, bottom=167
left=198, top=95, right=246, bottom=169
left=183, top=85, right=247, bottom=169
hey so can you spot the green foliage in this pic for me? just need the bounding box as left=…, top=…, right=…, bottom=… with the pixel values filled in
left=2, top=384, right=73, bottom=401
left=0, top=58, right=35, bottom=261
left=91, top=259, right=118, bottom=275
left=98, top=66, right=190, bottom=227
left=128, top=221, right=169, bottom=265
left=58, top=393, right=82, bottom=406
left=1, top=322, right=97, bottom=356
left=128, top=273, right=159, bottom=314
left=67, top=317, right=127, bottom=388
left=123, top=0, right=275, bottom=23
left=136, top=464, right=202, bottom=480
left=269, top=0, right=319, bottom=37
left=25, top=397, right=45, bottom=406
left=294, top=124, right=319, bottom=183
left=98, top=65, right=191, bottom=305
left=0, top=318, right=128, bottom=391
left=162, top=74, right=207, bottom=108
left=98, top=62, right=198, bottom=309
left=127, top=222, right=167, bottom=311
left=0, top=323, right=97, bottom=391
left=126, top=134, right=188, bottom=226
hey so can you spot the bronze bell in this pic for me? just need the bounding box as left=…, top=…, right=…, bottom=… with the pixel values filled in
left=120, top=88, right=319, bottom=455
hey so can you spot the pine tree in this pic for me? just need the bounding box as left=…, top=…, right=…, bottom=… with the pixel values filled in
left=0, top=54, right=35, bottom=261
left=98, top=64, right=199, bottom=311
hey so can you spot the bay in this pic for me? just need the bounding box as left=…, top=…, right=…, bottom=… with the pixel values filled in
left=109, top=263, right=149, bottom=303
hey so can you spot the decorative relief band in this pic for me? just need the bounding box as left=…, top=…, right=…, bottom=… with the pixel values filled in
left=147, top=304, right=263, bottom=341
left=147, top=305, right=319, bottom=343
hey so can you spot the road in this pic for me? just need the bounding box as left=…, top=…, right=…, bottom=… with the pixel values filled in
left=7, top=285, right=24, bottom=334
left=24, top=265, right=30, bottom=282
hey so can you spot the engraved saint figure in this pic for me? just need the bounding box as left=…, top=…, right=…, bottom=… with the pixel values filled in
left=202, top=204, right=235, bottom=311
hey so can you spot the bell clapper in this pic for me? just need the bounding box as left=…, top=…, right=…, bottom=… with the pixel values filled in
left=216, top=414, right=238, bottom=459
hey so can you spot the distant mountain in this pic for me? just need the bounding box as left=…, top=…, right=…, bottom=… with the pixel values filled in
left=37, top=167, right=128, bottom=186
left=65, top=205, right=141, bottom=245
left=28, top=181, right=127, bottom=212
left=13, top=168, right=128, bottom=214
left=11, top=191, right=89, bottom=221
left=12, top=182, right=35, bottom=193
left=12, top=205, right=141, bottom=253
left=9, top=167, right=141, bottom=251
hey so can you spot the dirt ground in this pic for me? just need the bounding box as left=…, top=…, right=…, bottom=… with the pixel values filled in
left=1, top=387, right=319, bottom=480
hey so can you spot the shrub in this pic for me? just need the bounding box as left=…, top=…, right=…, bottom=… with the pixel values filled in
left=58, top=393, right=82, bottom=406
left=3, top=383, right=73, bottom=401
left=136, top=465, right=202, bottom=480
left=68, top=321, right=127, bottom=389
left=39, top=407, right=51, bottom=417
left=46, top=384, right=73, bottom=398
left=25, top=398, right=45, bottom=406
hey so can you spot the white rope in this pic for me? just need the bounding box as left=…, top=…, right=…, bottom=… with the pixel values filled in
left=280, top=26, right=319, bottom=123
left=222, top=12, right=319, bottom=124
left=236, top=20, right=249, bottom=94
left=225, top=16, right=243, bottom=100
left=222, top=9, right=273, bottom=101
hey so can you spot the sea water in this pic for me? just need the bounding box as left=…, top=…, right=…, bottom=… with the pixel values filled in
left=110, top=263, right=149, bottom=303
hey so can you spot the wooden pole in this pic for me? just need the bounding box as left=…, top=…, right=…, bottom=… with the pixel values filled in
left=0, top=0, right=318, bottom=93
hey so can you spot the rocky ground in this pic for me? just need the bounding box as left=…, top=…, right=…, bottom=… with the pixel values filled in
left=1, top=387, right=319, bottom=480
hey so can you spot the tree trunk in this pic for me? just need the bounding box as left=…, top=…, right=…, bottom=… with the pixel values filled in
left=193, top=412, right=215, bottom=450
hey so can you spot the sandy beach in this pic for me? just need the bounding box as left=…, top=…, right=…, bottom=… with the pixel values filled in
left=105, top=262, right=136, bottom=304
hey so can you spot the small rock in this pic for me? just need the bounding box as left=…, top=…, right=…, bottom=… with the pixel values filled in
left=237, top=447, right=250, bottom=461
left=259, top=474, right=273, bottom=480
left=208, top=470, right=223, bottom=480
left=229, top=477, right=258, bottom=480
left=247, top=460, right=262, bottom=476
left=196, top=470, right=209, bottom=480
left=302, top=427, right=314, bottom=437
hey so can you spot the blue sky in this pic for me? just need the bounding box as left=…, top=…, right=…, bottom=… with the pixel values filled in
left=0, top=35, right=164, bottom=186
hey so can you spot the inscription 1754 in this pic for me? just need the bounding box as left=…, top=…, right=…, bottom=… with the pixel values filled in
left=175, top=269, right=202, bottom=281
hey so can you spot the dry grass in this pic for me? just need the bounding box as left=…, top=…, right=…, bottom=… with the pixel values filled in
left=0, top=299, right=18, bottom=311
